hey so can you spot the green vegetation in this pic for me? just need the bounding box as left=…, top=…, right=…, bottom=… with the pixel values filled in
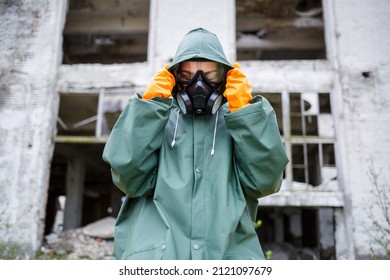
left=0, top=242, right=20, bottom=260
left=367, top=160, right=390, bottom=259
left=34, top=249, right=69, bottom=260
left=0, top=209, right=20, bottom=259
left=255, top=219, right=272, bottom=260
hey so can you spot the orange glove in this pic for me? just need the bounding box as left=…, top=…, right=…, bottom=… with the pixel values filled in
left=224, top=62, right=252, bottom=112
left=142, top=64, right=176, bottom=100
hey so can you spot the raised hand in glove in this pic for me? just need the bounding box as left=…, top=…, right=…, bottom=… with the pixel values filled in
left=142, top=64, right=176, bottom=100
left=223, top=62, right=252, bottom=112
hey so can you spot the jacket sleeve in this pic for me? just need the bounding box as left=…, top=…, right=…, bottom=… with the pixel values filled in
left=102, top=96, right=173, bottom=198
left=224, top=95, right=289, bottom=199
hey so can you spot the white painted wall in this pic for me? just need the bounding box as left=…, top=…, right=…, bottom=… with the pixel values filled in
left=148, top=0, right=236, bottom=73
left=327, top=0, right=390, bottom=258
left=0, top=0, right=67, bottom=258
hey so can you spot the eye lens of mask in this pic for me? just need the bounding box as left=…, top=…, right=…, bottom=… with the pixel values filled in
left=176, top=63, right=225, bottom=83
left=176, top=70, right=194, bottom=82
left=204, top=70, right=222, bottom=83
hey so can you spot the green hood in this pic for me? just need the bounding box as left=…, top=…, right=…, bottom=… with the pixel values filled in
left=168, top=28, right=233, bottom=70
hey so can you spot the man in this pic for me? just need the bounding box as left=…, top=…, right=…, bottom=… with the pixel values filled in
left=102, top=27, right=288, bottom=260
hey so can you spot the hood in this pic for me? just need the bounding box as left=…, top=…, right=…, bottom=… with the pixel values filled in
left=168, top=28, right=233, bottom=70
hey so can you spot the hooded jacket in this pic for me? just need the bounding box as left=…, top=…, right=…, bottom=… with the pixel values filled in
left=102, top=28, right=289, bottom=260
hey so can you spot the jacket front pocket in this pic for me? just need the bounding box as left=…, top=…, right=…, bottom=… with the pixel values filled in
left=125, top=244, right=166, bottom=260
left=119, top=197, right=169, bottom=260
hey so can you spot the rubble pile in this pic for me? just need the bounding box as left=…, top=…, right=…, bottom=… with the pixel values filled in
left=38, top=217, right=115, bottom=260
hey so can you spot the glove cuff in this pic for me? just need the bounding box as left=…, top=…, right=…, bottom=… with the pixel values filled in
left=224, top=64, right=252, bottom=112
left=143, top=66, right=175, bottom=100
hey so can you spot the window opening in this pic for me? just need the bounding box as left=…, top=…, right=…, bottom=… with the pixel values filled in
left=257, top=207, right=336, bottom=259
left=62, top=0, right=150, bottom=64
left=236, top=0, right=326, bottom=60
left=257, top=91, right=336, bottom=190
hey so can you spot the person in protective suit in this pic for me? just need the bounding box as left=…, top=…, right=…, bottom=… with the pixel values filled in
left=102, top=27, right=289, bottom=260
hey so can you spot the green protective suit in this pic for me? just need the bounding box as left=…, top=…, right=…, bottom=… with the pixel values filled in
left=102, top=28, right=289, bottom=260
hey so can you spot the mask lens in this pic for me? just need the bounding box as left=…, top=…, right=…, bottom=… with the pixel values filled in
left=204, top=70, right=221, bottom=83
left=176, top=70, right=194, bottom=82
left=176, top=61, right=225, bottom=84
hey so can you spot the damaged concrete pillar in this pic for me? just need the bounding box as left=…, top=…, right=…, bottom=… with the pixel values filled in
left=289, top=209, right=303, bottom=246
left=274, top=208, right=284, bottom=243
left=317, top=208, right=335, bottom=259
left=63, top=157, right=85, bottom=230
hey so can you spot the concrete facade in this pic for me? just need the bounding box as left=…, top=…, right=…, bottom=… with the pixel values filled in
left=328, top=0, right=390, bottom=258
left=0, top=0, right=67, bottom=258
left=0, top=0, right=389, bottom=259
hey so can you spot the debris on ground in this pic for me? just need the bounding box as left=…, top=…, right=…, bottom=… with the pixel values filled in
left=37, top=217, right=115, bottom=260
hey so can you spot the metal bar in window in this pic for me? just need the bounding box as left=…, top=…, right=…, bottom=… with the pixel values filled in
left=300, top=93, right=309, bottom=184
left=73, top=115, right=97, bottom=128
left=282, top=90, right=292, bottom=189
left=319, top=143, right=324, bottom=184
left=303, top=143, right=309, bottom=185
left=96, top=88, right=105, bottom=138
left=290, top=137, right=335, bottom=144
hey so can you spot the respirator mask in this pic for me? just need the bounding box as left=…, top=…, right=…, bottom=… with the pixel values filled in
left=173, top=62, right=227, bottom=115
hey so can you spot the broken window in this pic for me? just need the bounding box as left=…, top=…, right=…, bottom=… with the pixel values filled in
left=260, top=91, right=336, bottom=189
left=62, top=0, right=150, bottom=64
left=236, top=0, right=326, bottom=60
left=56, top=89, right=133, bottom=138
left=57, top=92, right=99, bottom=136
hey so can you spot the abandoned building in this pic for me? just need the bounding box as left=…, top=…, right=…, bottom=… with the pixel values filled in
left=0, top=0, right=389, bottom=259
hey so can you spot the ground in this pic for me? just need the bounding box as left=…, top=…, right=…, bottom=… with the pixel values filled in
left=36, top=228, right=114, bottom=260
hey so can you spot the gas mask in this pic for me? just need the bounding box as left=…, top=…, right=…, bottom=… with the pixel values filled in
left=174, top=66, right=226, bottom=115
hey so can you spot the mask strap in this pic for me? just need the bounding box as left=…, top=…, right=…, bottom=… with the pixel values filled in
left=211, top=110, right=219, bottom=156
left=170, top=111, right=180, bottom=148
